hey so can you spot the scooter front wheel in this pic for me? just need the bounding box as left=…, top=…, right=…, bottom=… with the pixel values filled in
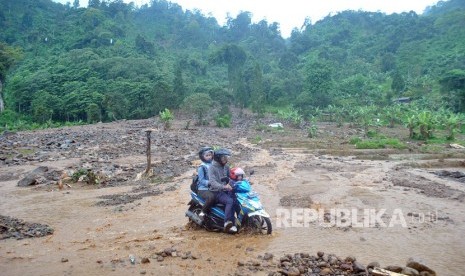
left=248, top=215, right=272, bottom=235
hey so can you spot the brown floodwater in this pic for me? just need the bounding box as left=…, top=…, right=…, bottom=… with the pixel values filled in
left=1, top=145, right=465, bottom=275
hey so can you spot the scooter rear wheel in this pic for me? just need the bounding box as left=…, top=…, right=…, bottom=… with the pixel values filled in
left=187, top=205, right=203, bottom=229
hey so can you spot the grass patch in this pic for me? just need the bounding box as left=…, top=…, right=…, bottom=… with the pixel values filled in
left=349, top=136, right=362, bottom=144
left=250, top=135, right=262, bottom=144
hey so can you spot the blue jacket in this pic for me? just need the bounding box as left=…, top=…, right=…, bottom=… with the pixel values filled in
left=197, top=162, right=210, bottom=191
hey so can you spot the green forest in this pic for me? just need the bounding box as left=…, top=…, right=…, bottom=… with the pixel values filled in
left=0, top=0, right=465, bottom=140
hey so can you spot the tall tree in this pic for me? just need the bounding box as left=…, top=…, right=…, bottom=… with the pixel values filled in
left=210, top=44, right=247, bottom=106
left=0, top=43, right=21, bottom=113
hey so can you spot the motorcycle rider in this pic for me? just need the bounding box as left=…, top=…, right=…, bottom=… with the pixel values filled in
left=208, top=148, right=237, bottom=233
left=196, top=146, right=214, bottom=221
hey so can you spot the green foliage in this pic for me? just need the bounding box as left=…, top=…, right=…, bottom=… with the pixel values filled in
left=307, top=125, right=318, bottom=138
left=355, top=138, right=406, bottom=149
left=0, top=0, right=464, bottom=130
left=180, top=93, right=213, bottom=125
left=276, top=107, right=302, bottom=127
left=215, top=114, right=231, bottom=128
left=71, top=168, right=99, bottom=185
left=71, top=168, right=89, bottom=182
left=349, top=137, right=362, bottom=144
left=159, top=108, right=174, bottom=130
left=251, top=135, right=262, bottom=144
left=86, top=103, right=101, bottom=123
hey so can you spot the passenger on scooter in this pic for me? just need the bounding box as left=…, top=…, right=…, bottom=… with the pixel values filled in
left=230, top=167, right=245, bottom=186
left=229, top=167, right=246, bottom=216
left=208, top=148, right=237, bottom=233
left=196, top=147, right=214, bottom=221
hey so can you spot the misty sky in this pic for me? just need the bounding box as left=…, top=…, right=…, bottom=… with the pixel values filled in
left=53, top=0, right=440, bottom=38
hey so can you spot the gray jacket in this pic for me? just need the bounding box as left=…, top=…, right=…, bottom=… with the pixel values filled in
left=208, top=160, right=230, bottom=192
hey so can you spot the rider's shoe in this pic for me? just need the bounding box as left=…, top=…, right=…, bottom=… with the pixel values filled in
left=229, top=226, right=238, bottom=233
left=224, top=221, right=233, bottom=232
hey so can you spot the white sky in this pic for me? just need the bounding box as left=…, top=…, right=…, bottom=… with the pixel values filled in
left=54, top=0, right=440, bottom=38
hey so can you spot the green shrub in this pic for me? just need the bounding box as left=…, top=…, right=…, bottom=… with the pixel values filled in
left=355, top=140, right=385, bottom=149
left=159, top=108, right=174, bottom=130
left=349, top=137, right=362, bottom=144
left=215, top=114, right=231, bottom=128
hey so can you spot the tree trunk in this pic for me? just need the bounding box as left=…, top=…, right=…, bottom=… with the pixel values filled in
left=0, top=80, right=4, bottom=113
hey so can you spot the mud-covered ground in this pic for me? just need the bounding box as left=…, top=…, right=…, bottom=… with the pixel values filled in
left=1, top=111, right=465, bottom=275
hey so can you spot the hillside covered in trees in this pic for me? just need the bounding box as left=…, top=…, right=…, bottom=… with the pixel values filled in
left=0, top=0, right=464, bottom=130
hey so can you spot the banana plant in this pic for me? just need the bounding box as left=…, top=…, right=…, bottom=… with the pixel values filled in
left=384, top=104, right=402, bottom=128
left=417, top=110, right=436, bottom=140
left=404, top=114, right=417, bottom=139
left=442, top=112, right=460, bottom=140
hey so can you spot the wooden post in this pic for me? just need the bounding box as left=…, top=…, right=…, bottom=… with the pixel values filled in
left=145, top=129, right=152, bottom=176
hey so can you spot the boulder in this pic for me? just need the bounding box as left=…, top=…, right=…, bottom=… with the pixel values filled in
left=17, top=166, right=49, bottom=187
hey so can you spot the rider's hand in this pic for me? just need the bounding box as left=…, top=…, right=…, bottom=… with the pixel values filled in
left=224, top=184, right=233, bottom=191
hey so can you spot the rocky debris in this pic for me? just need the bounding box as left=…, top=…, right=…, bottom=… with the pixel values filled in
left=279, top=194, right=313, bottom=207
left=0, top=215, right=54, bottom=240
left=432, top=170, right=465, bottom=183
left=95, top=188, right=163, bottom=206
left=235, top=251, right=436, bottom=276
left=389, top=170, right=465, bottom=201
left=152, top=248, right=198, bottom=262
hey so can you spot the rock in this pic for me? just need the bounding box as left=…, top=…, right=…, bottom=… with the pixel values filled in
left=402, top=266, right=420, bottom=276
left=286, top=267, right=301, bottom=276
left=340, top=263, right=352, bottom=270
left=263, top=253, right=274, bottom=261
left=367, top=261, right=381, bottom=269
left=157, top=256, right=164, bottom=262
left=317, top=251, right=324, bottom=258
left=384, top=265, right=403, bottom=273
left=61, top=258, right=69, bottom=263
left=406, top=257, right=436, bottom=275
left=318, top=261, right=328, bottom=267
left=319, top=267, right=332, bottom=275
left=141, top=257, right=150, bottom=264
left=17, top=166, right=49, bottom=186
left=345, top=256, right=356, bottom=263
left=353, top=261, right=366, bottom=273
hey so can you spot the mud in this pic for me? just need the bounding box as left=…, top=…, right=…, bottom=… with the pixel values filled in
left=1, top=111, right=465, bottom=275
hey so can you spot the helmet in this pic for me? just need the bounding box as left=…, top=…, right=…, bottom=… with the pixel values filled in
left=230, top=167, right=245, bottom=181
left=198, top=146, right=214, bottom=163
left=213, top=148, right=231, bottom=164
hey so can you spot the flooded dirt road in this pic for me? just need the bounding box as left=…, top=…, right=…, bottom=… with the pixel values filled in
left=1, top=118, right=464, bottom=275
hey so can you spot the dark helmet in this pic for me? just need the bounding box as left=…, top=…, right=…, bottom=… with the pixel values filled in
left=213, top=148, right=231, bottom=164
left=198, top=146, right=214, bottom=163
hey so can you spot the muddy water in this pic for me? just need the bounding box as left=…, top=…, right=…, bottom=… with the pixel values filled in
left=1, top=142, right=465, bottom=275
left=247, top=146, right=465, bottom=275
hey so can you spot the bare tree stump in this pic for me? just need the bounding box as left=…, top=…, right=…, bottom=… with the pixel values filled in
left=144, top=129, right=154, bottom=176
